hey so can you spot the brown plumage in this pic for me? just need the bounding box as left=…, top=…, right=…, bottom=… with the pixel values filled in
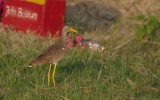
left=29, top=39, right=67, bottom=66
left=29, top=25, right=73, bottom=66
left=28, top=26, right=77, bottom=87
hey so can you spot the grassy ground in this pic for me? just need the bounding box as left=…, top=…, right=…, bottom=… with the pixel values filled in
left=1, top=0, right=160, bottom=99
left=0, top=22, right=160, bottom=100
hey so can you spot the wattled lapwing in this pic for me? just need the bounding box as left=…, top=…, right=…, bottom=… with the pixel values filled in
left=29, top=26, right=78, bottom=87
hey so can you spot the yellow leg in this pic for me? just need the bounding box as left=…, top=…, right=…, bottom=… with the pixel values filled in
left=48, top=64, right=52, bottom=86
left=52, top=63, right=57, bottom=87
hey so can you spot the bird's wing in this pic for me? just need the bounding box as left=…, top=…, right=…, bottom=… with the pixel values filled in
left=36, top=43, right=65, bottom=59
left=29, top=41, right=67, bottom=66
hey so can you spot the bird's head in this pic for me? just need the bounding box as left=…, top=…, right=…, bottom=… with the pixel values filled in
left=62, top=26, right=78, bottom=40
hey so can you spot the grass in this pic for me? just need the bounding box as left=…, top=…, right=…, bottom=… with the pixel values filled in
left=0, top=23, right=160, bottom=100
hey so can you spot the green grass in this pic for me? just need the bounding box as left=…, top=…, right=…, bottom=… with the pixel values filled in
left=0, top=27, right=160, bottom=100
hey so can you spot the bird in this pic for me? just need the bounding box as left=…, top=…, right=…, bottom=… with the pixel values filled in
left=29, top=26, right=78, bottom=87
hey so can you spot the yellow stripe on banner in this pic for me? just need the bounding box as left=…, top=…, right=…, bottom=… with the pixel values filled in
left=22, top=0, right=45, bottom=5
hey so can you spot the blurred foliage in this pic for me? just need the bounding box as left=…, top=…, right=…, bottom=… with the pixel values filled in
left=135, top=15, right=160, bottom=41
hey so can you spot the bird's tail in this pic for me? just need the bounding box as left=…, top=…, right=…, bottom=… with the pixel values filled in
left=28, top=63, right=33, bottom=67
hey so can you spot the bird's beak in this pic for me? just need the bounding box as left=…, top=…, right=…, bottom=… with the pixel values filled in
left=69, top=27, right=78, bottom=33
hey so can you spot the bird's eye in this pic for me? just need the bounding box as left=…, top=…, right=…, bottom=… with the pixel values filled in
left=66, top=32, right=70, bottom=35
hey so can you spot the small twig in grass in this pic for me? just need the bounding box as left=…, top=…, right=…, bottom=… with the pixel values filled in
left=143, top=40, right=160, bottom=45
left=97, top=67, right=102, bottom=81
left=113, top=39, right=132, bottom=50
